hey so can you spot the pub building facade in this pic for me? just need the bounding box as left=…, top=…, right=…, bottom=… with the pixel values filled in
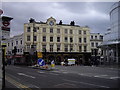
left=24, top=17, right=91, bottom=65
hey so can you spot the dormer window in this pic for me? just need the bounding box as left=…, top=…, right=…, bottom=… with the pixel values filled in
left=49, top=21, right=54, bottom=26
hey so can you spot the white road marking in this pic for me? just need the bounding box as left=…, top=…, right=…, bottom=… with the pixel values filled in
left=27, top=84, right=40, bottom=88
left=54, top=83, right=76, bottom=87
left=48, top=73, right=59, bottom=75
left=62, top=72, right=68, bottom=74
left=94, top=75, right=108, bottom=77
left=18, top=73, right=35, bottom=79
left=38, top=71, right=45, bottom=73
left=63, top=79, right=110, bottom=88
left=110, top=77, right=120, bottom=79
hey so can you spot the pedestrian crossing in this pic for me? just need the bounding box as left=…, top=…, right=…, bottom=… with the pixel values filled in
left=37, top=70, right=120, bottom=80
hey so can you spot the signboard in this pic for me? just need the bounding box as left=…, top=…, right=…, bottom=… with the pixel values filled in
left=38, top=58, right=45, bottom=66
left=37, top=52, right=42, bottom=58
left=68, top=59, right=75, bottom=65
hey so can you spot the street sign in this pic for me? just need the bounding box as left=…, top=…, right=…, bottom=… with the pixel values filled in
left=38, top=58, right=45, bottom=66
left=37, top=52, right=42, bottom=58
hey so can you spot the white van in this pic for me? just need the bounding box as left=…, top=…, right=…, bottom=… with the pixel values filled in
left=68, top=59, right=75, bottom=65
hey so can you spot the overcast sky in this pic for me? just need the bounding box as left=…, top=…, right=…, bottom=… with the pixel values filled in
left=1, top=2, right=115, bottom=37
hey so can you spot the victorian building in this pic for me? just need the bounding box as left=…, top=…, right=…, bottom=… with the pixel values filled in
left=24, top=17, right=91, bottom=65
left=90, top=33, right=103, bottom=64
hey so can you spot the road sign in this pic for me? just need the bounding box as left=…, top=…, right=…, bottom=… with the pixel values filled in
left=38, top=58, right=45, bottom=66
left=37, top=52, right=42, bottom=58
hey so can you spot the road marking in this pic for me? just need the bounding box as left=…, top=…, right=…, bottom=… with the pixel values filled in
left=51, top=71, right=60, bottom=73
left=110, top=77, right=120, bottom=79
left=48, top=73, right=59, bottom=75
left=6, top=75, right=32, bottom=89
left=63, top=79, right=110, bottom=88
left=27, top=84, right=40, bottom=88
left=94, top=75, right=108, bottom=77
left=54, top=83, right=77, bottom=88
left=78, top=73, right=93, bottom=77
left=18, top=73, right=35, bottom=79
left=62, top=72, right=68, bottom=74
left=38, top=71, right=45, bottom=73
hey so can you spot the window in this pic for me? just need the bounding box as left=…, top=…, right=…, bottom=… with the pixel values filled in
left=43, top=28, right=46, bottom=32
left=20, top=49, right=22, bottom=53
left=50, top=45, right=53, bottom=52
left=21, top=40, right=22, bottom=44
left=50, top=37, right=53, bottom=42
left=17, top=49, right=19, bottom=53
left=91, top=42, right=94, bottom=47
left=84, top=38, right=86, bottom=43
left=57, top=37, right=60, bottom=42
left=70, top=37, right=73, bottom=42
left=27, top=36, right=30, bottom=41
left=100, top=35, right=103, bottom=40
left=79, top=30, right=81, bottom=34
left=33, top=27, right=37, bottom=32
left=70, top=29, right=73, bottom=34
left=27, top=27, right=30, bottom=32
left=42, top=45, right=46, bottom=52
left=16, top=41, right=18, bottom=45
left=27, top=45, right=30, bottom=50
left=79, top=46, right=82, bottom=52
left=84, top=31, right=86, bottom=34
left=65, top=29, right=68, bottom=34
left=34, top=45, right=36, bottom=50
left=37, top=27, right=39, bottom=30
left=50, top=28, right=53, bottom=33
left=79, top=38, right=82, bottom=43
left=65, top=37, right=68, bottom=42
left=96, top=42, right=98, bottom=47
left=57, top=28, right=60, bottom=33
left=34, top=36, right=37, bottom=41
left=95, top=36, right=97, bottom=39
left=57, top=44, right=60, bottom=52
left=84, top=46, right=87, bottom=52
left=70, top=45, right=73, bottom=51
left=43, top=36, right=46, bottom=42
left=91, top=35, right=93, bottom=39
left=8, top=43, right=9, bottom=46
left=92, top=49, right=94, bottom=55
left=64, top=44, right=68, bottom=52
left=12, top=42, right=13, bottom=46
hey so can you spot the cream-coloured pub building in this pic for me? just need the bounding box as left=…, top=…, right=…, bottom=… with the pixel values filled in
left=24, top=17, right=91, bottom=65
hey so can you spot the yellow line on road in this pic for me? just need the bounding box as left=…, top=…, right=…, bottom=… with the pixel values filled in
left=6, top=75, right=32, bottom=90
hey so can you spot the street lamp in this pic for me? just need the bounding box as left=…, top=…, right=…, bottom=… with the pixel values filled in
left=2, top=45, right=6, bottom=89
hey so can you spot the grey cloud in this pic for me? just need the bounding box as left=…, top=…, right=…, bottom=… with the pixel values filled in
left=2, top=2, right=115, bottom=36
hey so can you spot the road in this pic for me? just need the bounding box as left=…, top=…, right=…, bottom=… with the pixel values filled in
left=5, top=65, right=119, bottom=89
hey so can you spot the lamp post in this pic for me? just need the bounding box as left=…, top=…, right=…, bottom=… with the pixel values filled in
left=30, top=18, right=36, bottom=65
left=2, top=45, right=6, bottom=89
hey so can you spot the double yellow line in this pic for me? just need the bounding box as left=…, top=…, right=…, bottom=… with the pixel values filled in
left=5, top=75, right=32, bottom=90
